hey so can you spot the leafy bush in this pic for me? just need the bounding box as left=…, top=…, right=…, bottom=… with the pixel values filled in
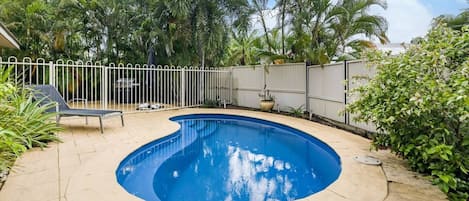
left=0, top=67, right=61, bottom=173
left=347, top=25, right=469, bottom=201
left=0, top=130, right=26, bottom=172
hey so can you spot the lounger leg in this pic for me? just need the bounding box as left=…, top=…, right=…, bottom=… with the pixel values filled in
left=99, top=117, right=104, bottom=134
left=56, top=116, right=61, bottom=126
left=120, top=114, right=125, bottom=127
left=85, top=117, right=88, bottom=125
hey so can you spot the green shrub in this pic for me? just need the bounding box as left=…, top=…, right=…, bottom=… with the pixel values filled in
left=0, top=67, right=61, bottom=173
left=288, top=105, right=305, bottom=117
left=347, top=25, right=469, bottom=201
left=0, top=129, right=27, bottom=172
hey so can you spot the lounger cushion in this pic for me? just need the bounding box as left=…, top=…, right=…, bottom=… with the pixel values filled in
left=59, top=109, right=122, bottom=117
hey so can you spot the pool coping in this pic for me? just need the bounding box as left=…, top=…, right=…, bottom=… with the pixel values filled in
left=63, top=109, right=387, bottom=201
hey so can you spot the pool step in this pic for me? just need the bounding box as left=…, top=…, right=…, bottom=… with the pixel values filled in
left=199, top=121, right=218, bottom=138
left=183, top=120, right=196, bottom=127
left=176, top=119, right=218, bottom=139
left=192, top=121, right=207, bottom=131
left=117, top=126, right=201, bottom=201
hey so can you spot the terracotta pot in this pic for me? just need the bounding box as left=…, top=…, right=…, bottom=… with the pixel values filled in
left=260, top=100, right=275, bottom=112
left=273, top=59, right=285, bottom=65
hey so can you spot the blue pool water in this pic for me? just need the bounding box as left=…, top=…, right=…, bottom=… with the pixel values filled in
left=116, top=114, right=341, bottom=201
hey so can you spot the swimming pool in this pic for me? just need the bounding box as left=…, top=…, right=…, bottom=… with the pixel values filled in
left=116, top=114, right=341, bottom=201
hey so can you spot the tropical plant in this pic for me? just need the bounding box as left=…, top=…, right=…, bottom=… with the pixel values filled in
left=347, top=25, right=469, bottom=201
left=331, top=0, right=389, bottom=60
left=0, top=129, right=26, bottom=173
left=252, top=0, right=274, bottom=52
left=225, top=30, right=263, bottom=66
left=3, top=91, right=62, bottom=148
left=258, top=89, right=274, bottom=101
left=288, top=105, right=305, bottom=117
left=0, top=67, right=61, bottom=173
left=0, top=0, right=53, bottom=59
left=287, top=0, right=389, bottom=64
left=275, top=0, right=289, bottom=56
left=0, top=0, right=389, bottom=67
left=0, top=0, right=253, bottom=66
left=433, top=8, right=469, bottom=31
left=257, top=28, right=290, bottom=64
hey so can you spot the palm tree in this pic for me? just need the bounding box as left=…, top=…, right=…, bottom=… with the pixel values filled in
left=225, top=30, right=262, bottom=66
left=256, top=28, right=290, bottom=64
left=252, top=0, right=273, bottom=52
left=331, top=0, right=389, bottom=60
left=287, top=0, right=389, bottom=64
left=286, top=0, right=338, bottom=64
left=276, top=0, right=289, bottom=55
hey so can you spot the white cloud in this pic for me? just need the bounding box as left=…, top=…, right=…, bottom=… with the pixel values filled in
left=250, top=9, right=278, bottom=34
left=370, top=0, right=433, bottom=43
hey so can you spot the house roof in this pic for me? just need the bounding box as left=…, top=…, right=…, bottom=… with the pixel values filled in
left=0, top=22, right=20, bottom=49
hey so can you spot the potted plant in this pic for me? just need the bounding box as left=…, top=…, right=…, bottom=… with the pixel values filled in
left=259, top=88, right=275, bottom=112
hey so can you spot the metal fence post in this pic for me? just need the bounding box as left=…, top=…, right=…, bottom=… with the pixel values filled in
left=344, top=60, right=349, bottom=125
left=49, top=61, right=55, bottom=86
left=181, top=68, right=185, bottom=107
left=346, top=61, right=351, bottom=125
left=305, top=63, right=310, bottom=114
left=262, top=65, right=266, bottom=93
left=201, top=67, right=204, bottom=104
left=102, top=66, right=108, bottom=110
left=230, top=67, right=233, bottom=104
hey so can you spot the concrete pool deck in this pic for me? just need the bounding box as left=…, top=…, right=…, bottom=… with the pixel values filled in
left=0, top=109, right=447, bottom=201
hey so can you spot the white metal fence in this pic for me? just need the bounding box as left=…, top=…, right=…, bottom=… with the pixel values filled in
left=0, top=56, right=232, bottom=113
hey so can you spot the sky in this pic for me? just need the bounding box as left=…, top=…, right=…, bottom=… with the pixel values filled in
left=256, top=0, right=468, bottom=43
left=371, top=0, right=467, bottom=43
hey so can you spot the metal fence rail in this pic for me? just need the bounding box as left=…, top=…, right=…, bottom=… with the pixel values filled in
left=0, top=56, right=232, bottom=113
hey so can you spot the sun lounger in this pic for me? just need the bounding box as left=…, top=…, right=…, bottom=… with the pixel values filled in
left=30, top=85, right=124, bottom=133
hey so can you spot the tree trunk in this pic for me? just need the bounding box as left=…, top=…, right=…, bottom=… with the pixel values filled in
left=241, top=48, right=246, bottom=65
left=254, top=0, right=272, bottom=52
left=201, top=48, right=205, bottom=68
left=260, top=13, right=272, bottom=52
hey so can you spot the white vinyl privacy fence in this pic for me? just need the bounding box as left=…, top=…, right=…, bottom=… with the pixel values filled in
left=0, top=57, right=232, bottom=113
left=231, top=63, right=307, bottom=110
left=307, top=60, right=376, bottom=132
left=231, top=61, right=376, bottom=132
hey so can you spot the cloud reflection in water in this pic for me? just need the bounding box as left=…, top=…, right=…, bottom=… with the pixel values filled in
left=226, top=145, right=295, bottom=201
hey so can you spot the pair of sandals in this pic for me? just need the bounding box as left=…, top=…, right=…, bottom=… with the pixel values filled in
left=137, top=103, right=163, bottom=110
